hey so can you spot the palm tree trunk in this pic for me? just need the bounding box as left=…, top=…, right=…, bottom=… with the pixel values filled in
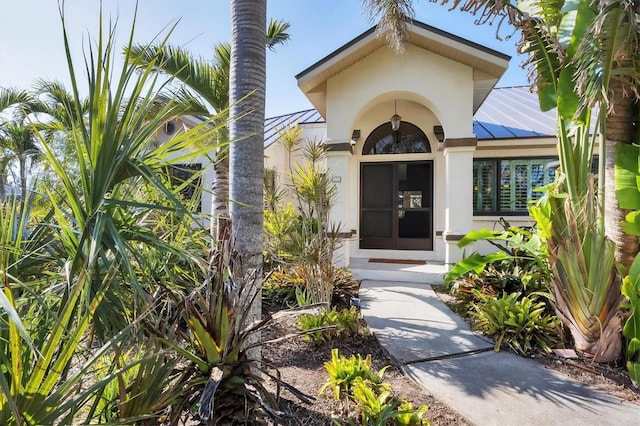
left=19, top=155, right=27, bottom=200
left=0, top=170, right=6, bottom=201
left=212, top=154, right=230, bottom=241
left=229, top=0, right=266, bottom=269
left=605, top=78, right=638, bottom=270
left=228, top=0, right=266, bottom=361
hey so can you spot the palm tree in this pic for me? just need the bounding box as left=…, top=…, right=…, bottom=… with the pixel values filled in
left=0, top=88, right=41, bottom=200
left=125, top=19, right=290, bottom=241
left=229, top=0, right=266, bottom=267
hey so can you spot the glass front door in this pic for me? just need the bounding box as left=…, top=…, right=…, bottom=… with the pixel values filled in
left=360, top=161, right=433, bottom=250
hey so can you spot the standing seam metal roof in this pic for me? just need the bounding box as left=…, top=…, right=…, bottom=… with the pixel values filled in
left=264, top=86, right=557, bottom=146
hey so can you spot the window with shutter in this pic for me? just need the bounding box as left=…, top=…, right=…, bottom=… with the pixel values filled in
left=474, top=158, right=561, bottom=215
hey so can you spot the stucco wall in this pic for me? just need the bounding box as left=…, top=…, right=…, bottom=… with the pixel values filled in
left=264, top=122, right=327, bottom=209
left=155, top=117, right=215, bottom=228
left=324, top=44, right=475, bottom=144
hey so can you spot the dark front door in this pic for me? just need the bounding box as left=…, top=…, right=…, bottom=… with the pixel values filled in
left=360, top=161, right=433, bottom=250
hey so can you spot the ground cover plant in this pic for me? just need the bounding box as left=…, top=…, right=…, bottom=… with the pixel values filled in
left=444, top=220, right=562, bottom=355
left=320, top=349, right=429, bottom=425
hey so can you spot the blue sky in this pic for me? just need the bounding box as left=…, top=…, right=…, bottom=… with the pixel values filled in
left=0, top=0, right=529, bottom=117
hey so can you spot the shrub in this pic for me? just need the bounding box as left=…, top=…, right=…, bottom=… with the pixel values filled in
left=321, top=349, right=429, bottom=425
left=299, top=307, right=365, bottom=344
left=469, top=291, right=561, bottom=354
left=263, top=265, right=360, bottom=311
left=445, top=219, right=551, bottom=302
left=320, top=349, right=387, bottom=400
left=351, top=380, right=429, bottom=426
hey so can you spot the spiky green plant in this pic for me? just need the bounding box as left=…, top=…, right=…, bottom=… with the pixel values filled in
left=1, top=4, right=221, bottom=423
left=320, top=348, right=388, bottom=401
left=158, top=245, right=314, bottom=424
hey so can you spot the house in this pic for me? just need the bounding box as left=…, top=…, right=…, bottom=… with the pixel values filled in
left=158, top=20, right=561, bottom=268
left=263, top=20, right=558, bottom=268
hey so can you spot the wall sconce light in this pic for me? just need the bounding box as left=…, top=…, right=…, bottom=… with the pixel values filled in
left=433, top=125, right=445, bottom=143
left=350, top=129, right=360, bottom=147
left=390, top=100, right=401, bottom=131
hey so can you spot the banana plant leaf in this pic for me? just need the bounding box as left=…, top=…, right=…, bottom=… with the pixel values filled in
left=615, top=142, right=640, bottom=211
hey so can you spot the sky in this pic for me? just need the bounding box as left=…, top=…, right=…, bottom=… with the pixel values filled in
left=0, top=0, right=530, bottom=118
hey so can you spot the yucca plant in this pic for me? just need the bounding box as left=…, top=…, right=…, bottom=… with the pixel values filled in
left=2, top=4, right=222, bottom=424
left=31, top=4, right=220, bottom=341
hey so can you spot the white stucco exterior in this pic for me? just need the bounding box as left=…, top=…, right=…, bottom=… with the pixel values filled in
left=164, top=21, right=562, bottom=269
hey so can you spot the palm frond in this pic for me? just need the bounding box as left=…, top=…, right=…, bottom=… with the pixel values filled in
left=575, top=0, right=640, bottom=110
left=125, top=43, right=225, bottom=113
left=266, top=18, right=291, bottom=51
left=361, top=0, right=415, bottom=53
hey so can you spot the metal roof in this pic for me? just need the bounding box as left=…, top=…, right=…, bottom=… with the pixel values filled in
left=264, top=109, right=324, bottom=147
left=473, top=86, right=556, bottom=139
left=264, top=86, right=557, bottom=145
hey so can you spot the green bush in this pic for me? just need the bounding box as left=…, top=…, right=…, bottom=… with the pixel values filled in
left=320, top=349, right=387, bottom=400
left=299, top=307, right=365, bottom=344
left=446, top=220, right=551, bottom=308
left=350, top=379, right=429, bottom=425
left=322, top=349, right=429, bottom=425
left=469, top=291, right=561, bottom=354
left=263, top=265, right=359, bottom=311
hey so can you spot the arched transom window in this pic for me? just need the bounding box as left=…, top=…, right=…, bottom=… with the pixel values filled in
left=362, top=122, right=431, bottom=155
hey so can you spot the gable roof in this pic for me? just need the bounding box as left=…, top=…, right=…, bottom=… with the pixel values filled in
left=296, top=20, right=511, bottom=116
left=264, top=86, right=556, bottom=145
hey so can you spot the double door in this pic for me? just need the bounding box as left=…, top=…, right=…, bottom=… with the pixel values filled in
left=360, top=161, right=433, bottom=250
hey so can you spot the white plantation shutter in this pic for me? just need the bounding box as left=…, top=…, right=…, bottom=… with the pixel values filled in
left=473, top=160, right=496, bottom=212
left=475, top=158, right=557, bottom=214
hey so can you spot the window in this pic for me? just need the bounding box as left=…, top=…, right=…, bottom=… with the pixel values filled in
left=473, top=158, right=557, bottom=215
left=167, top=164, right=203, bottom=212
left=362, top=122, right=431, bottom=155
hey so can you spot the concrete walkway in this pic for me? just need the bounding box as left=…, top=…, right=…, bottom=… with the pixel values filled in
left=359, top=280, right=640, bottom=426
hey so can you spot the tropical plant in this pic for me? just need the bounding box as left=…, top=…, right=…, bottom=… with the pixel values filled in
left=351, top=378, right=395, bottom=425
left=395, top=400, right=430, bottom=426
left=444, top=220, right=551, bottom=291
left=298, top=306, right=364, bottom=344
left=1, top=5, right=221, bottom=423
left=266, top=129, right=343, bottom=306
left=263, top=202, right=300, bottom=263
left=156, top=245, right=313, bottom=424
left=0, top=88, right=42, bottom=200
left=320, top=348, right=388, bottom=401
left=349, top=379, right=429, bottom=426
left=469, top=291, right=561, bottom=355
left=613, top=145, right=640, bottom=383
left=621, top=259, right=640, bottom=385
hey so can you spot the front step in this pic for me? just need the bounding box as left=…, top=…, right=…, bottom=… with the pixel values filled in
left=348, top=258, right=446, bottom=284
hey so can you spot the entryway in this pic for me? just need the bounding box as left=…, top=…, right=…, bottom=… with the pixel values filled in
left=360, top=161, right=433, bottom=250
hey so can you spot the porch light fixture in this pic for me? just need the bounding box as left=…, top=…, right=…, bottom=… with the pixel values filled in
left=433, top=125, right=445, bottom=143
left=351, top=129, right=361, bottom=141
left=390, top=100, right=401, bottom=131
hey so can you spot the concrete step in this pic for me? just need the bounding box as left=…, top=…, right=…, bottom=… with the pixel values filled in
left=348, top=258, right=446, bottom=284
